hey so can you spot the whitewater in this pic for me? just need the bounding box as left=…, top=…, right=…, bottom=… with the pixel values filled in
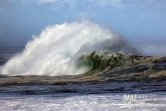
left=0, top=93, right=166, bottom=111
left=0, top=21, right=137, bottom=76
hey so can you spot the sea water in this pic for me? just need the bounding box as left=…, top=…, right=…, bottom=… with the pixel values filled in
left=0, top=22, right=165, bottom=111
left=0, top=92, right=165, bottom=111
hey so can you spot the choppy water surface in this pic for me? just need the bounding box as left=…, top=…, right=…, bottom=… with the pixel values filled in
left=0, top=47, right=165, bottom=111
left=0, top=83, right=166, bottom=111
left=0, top=92, right=166, bottom=111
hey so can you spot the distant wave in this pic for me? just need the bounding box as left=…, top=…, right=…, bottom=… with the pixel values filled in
left=0, top=20, right=138, bottom=76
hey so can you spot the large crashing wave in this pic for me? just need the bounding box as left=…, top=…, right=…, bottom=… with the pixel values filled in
left=0, top=21, right=138, bottom=76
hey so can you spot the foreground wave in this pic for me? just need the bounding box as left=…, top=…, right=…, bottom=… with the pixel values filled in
left=0, top=21, right=137, bottom=76
left=0, top=93, right=165, bottom=111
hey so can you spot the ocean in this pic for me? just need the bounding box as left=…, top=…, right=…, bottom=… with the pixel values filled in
left=0, top=21, right=166, bottom=111
left=0, top=46, right=166, bottom=111
left=0, top=91, right=166, bottom=111
left=0, top=46, right=24, bottom=66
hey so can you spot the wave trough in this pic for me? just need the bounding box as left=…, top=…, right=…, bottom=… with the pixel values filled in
left=0, top=21, right=138, bottom=76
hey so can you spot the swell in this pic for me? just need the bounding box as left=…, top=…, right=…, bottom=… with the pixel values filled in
left=0, top=20, right=138, bottom=76
left=75, top=52, right=140, bottom=73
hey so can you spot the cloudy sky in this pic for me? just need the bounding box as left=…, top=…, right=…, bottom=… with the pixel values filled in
left=0, top=0, right=166, bottom=55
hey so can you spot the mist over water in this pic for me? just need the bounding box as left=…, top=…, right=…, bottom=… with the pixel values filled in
left=0, top=21, right=138, bottom=76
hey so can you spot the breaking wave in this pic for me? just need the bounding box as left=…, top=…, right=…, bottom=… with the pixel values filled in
left=0, top=20, right=138, bottom=76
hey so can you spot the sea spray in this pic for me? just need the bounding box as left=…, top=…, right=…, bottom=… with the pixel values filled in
left=0, top=21, right=138, bottom=76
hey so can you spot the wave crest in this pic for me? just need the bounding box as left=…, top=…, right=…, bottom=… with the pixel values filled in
left=1, top=21, right=138, bottom=76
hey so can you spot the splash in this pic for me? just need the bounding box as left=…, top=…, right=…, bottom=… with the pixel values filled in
left=0, top=21, right=138, bottom=76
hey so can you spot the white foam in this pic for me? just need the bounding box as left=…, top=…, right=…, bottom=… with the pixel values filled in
left=0, top=93, right=165, bottom=111
left=0, top=20, right=137, bottom=76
